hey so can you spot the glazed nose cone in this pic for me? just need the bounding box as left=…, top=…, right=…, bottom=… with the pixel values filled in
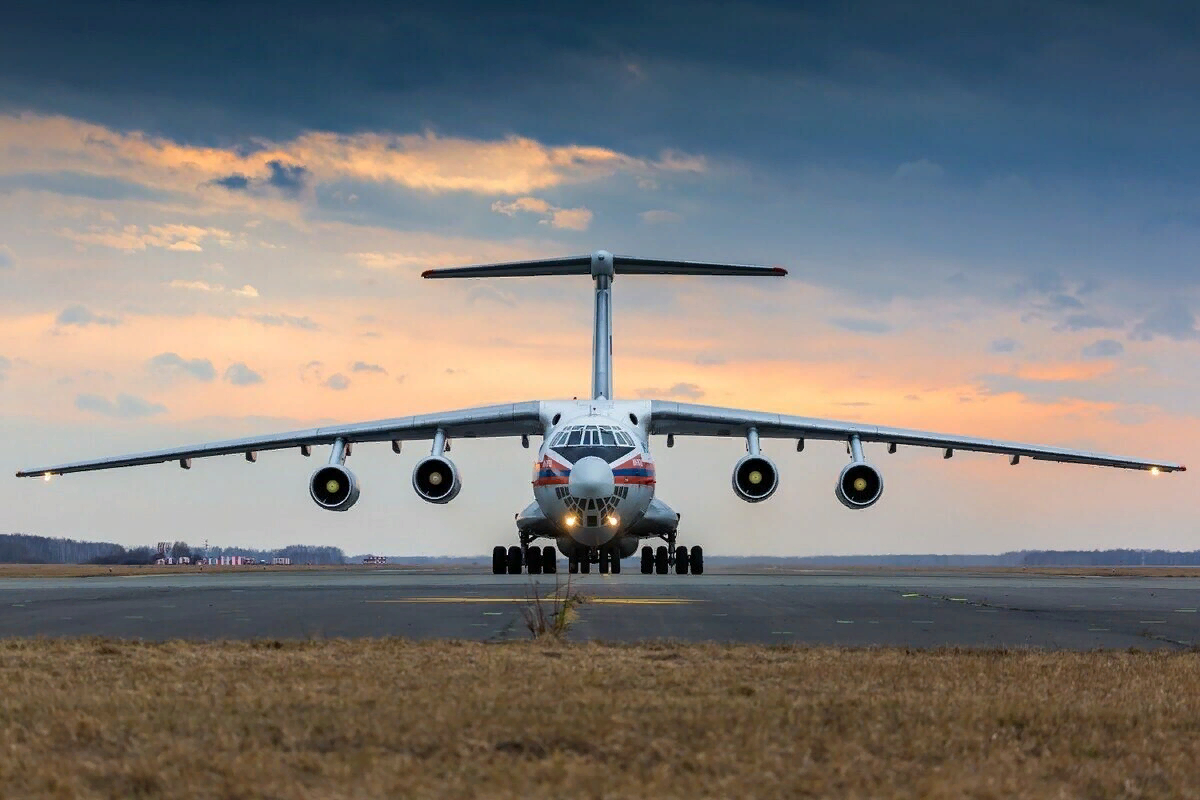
left=568, top=456, right=614, bottom=499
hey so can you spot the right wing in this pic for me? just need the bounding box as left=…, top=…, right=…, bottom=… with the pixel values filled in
left=17, top=402, right=545, bottom=477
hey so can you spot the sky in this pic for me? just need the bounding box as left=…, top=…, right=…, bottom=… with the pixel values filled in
left=0, top=0, right=1196, bottom=556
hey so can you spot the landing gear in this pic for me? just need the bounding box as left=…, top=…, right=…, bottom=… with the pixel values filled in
left=689, top=545, right=704, bottom=575
left=527, top=546, right=542, bottom=575
left=506, top=545, right=522, bottom=575
left=675, top=546, right=689, bottom=575
left=654, top=545, right=669, bottom=575
left=541, top=546, right=556, bottom=574
left=598, top=550, right=610, bottom=574
left=568, top=553, right=580, bottom=573
left=579, top=554, right=591, bottom=574
left=492, top=546, right=507, bottom=575
left=610, top=550, right=621, bottom=574
left=641, top=546, right=653, bottom=574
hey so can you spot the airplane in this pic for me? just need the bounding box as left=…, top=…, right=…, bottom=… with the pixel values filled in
left=16, top=250, right=1186, bottom=576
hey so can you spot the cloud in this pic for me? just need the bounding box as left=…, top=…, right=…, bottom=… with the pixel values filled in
left=0, top=245, right=14, bottom=269
left=0, top=356, right=10, bottom=380
left=351, top=361, right=387, bottom=374
left=640, top=209, right=683, bottom=224
left=893, top=159, right=944, bottom=181
left=168, top=279, right=259, bottom=297
left=694, top=352, right=726, bottom=366
left=491, top=196, right=592, bottom=230
left=56, top=305, right=120, bottom=327
left=224, top=363, right=263, bottom=386
left=636, top=382, right=705, bottom=400
left=147, top=352, right=216, bottom=382
left=75, top=393, right=166, bottom=418
left=1047, top=293, right=1085, bottom=310
left=1081, top=339, right=1125, bottom=360
left=250, top=313, right=320, bottom=330
left=989, top=337, right=1020, bottom=354
left=58, top=223, right=233, bottom=253
left=1130, top=300, right=1200, bottom=342
left=2, top=115, right=702, bottom=200
left=1055, top=313, right=1120, bottom=332
left=324, top=373, right=350, bottom=390
left=264, top=160, right=309, bottom=195
left=829, top=317, right=892, bottom=335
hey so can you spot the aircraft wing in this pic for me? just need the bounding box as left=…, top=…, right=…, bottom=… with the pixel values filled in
left=16, top=402, right=545, bottom=477
left=647, top=401, right=1186, bottom=473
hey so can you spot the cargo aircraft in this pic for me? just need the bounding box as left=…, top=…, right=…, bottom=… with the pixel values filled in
left=17, top=251, right=1186, bottom=575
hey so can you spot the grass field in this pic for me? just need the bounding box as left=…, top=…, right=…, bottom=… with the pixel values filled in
left=1, top=639, right=1198, bottom=798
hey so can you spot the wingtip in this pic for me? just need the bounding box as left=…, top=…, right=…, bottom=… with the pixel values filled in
left=771, top=267, right=788, bottom=276
left=420, top=269, right=434, bottom=279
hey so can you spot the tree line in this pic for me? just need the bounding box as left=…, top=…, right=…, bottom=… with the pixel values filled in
left=0, top=534, right=345, bottom=565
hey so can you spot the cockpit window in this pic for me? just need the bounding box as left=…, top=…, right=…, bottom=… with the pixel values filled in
left=550, top=423, right=636, bottom=464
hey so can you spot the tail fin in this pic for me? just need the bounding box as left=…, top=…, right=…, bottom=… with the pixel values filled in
left=423, top=250, right=787, bottom=399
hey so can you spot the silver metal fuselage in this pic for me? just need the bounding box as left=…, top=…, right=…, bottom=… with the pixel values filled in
left=531, top=400, right=656, bottom=547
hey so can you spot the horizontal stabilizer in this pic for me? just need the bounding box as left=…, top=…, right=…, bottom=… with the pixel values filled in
left=422, top=255, right=591, bottom=279
left=422, top=251, right=786, bottom=279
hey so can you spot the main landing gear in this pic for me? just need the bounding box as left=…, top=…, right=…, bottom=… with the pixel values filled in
left=491, top=542, right=557, bottom=575
left=639, top=532, right=703, bottom=575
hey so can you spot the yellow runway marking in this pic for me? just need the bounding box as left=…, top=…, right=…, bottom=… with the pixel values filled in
left=365, top=597, right=697, bottom=605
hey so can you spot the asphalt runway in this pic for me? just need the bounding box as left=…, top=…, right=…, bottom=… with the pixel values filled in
left=0, top=569, right=1197, bottom=649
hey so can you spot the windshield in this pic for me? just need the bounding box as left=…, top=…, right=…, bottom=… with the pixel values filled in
left=549, top=424, right=636, bottom=463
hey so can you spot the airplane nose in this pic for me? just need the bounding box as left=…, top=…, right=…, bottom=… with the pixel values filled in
left=568, top=456, right=614, bottom=499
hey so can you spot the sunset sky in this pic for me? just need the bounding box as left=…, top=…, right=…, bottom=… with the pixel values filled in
left=0, top=1, right=1195, bottom=556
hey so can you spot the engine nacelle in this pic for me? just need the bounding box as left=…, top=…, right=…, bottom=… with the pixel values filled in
left=309, top=464, right=361, bottom=512
left=412, top=455, right=462, bottom=504
left=835, top=462, right=884, bottom=509
left=732, top=454, right=779, bottom=503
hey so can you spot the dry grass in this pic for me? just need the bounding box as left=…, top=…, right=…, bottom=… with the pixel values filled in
left=0, top=564, right=436, bottom=578
left=1, top=640, right=1199, bottom=798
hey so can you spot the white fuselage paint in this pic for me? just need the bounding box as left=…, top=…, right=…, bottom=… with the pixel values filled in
left=531, top=401, right=655, bottom=547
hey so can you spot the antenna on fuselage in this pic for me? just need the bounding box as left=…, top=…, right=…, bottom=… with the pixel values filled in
left=422, top=250, right=787, bottom=400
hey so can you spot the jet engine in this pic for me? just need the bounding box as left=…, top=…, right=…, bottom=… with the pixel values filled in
left=835, top=462, right=884, bottom=509
left=732, top=454, right=779, bottom=503
left=412, top=455, right=462, bottom=504
left=309, top=464, right=361, bottom=512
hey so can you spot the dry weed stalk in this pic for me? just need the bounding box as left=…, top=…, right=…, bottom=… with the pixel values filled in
left=521, top=572, right=587, bottom=639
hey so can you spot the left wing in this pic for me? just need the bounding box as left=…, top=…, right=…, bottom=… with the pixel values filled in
left=648, top=401, right=1185, bottom=473
left=16, top=402, right=544, bottom=477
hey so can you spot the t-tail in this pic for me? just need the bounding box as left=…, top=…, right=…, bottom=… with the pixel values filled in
left=423, top=250, right=787, bottom=400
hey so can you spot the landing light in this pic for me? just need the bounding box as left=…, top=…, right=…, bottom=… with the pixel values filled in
left=606, top=515, right=620, bottom=527
left=1150, top=467, right=1161, bottom=476
left=564, top=515, right=578, bottom=528
left=42, top=473, right=53, bottom=482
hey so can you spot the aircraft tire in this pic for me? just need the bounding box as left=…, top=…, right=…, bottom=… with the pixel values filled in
left=640, top=547, right=653, bottom=574
left=675, top=546, right=689, bottom=575
left=527, top=549, right=542, bottom=575
left=654, top=546, right=669, bottom=575
left=492, top=546, right=507, bottom=575
left=568, top=554, right=579, bottom=574
left=580, top=556, right=591, bottom=574
left=598, top=552, right=610, bottom=574
left=610, top=550, right=621, bottom=574
left=542, top=546, right=556, bottom=574
left=689, top=545, right=704, bottom=575
left=507, top=546, right=522, bottom=575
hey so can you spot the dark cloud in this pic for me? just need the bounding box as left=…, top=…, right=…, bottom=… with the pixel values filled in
left=224, top=362, right=263, bottom=385
left=324, top=373, right=349, bottom=390
left=1130, top=300, right=1200, bottom=341
left=56, top=305, right=120, bottom=327
left=351, top=361, right=387, bottom=374
left=75, top=392, right=166, bottom=418
left=249, top=313, right=320, bottom=330
left=988, top=337, right=1019, bottom=354
left=0, top=245, right=13, bottom=269
left=0, top=171, right=174, bottom=202
left=1081, top=339, right=1124, bottom=360
left=636, top=382, right=704, bottom=400
left=211, top=173, right=251, bottom=191
left=147, top=352, right=216, bottom=382
left=265, top=160, right=309, bottom=195
left=829, top=317, right=892, bottom=335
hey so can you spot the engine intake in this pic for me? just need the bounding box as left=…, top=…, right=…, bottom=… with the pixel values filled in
left=732, top=455, right=779, bottom=503
left=309, top=464, right=361, bottom=512
left=413, top=455, right=462, bottom=504
left=835, top=462, right=884, bottom=509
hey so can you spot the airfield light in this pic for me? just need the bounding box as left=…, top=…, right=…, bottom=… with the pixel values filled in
left=748, top=470, right=763, bottom=485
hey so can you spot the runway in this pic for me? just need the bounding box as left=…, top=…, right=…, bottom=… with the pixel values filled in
left=0, top=569, right=1197, bottom=649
